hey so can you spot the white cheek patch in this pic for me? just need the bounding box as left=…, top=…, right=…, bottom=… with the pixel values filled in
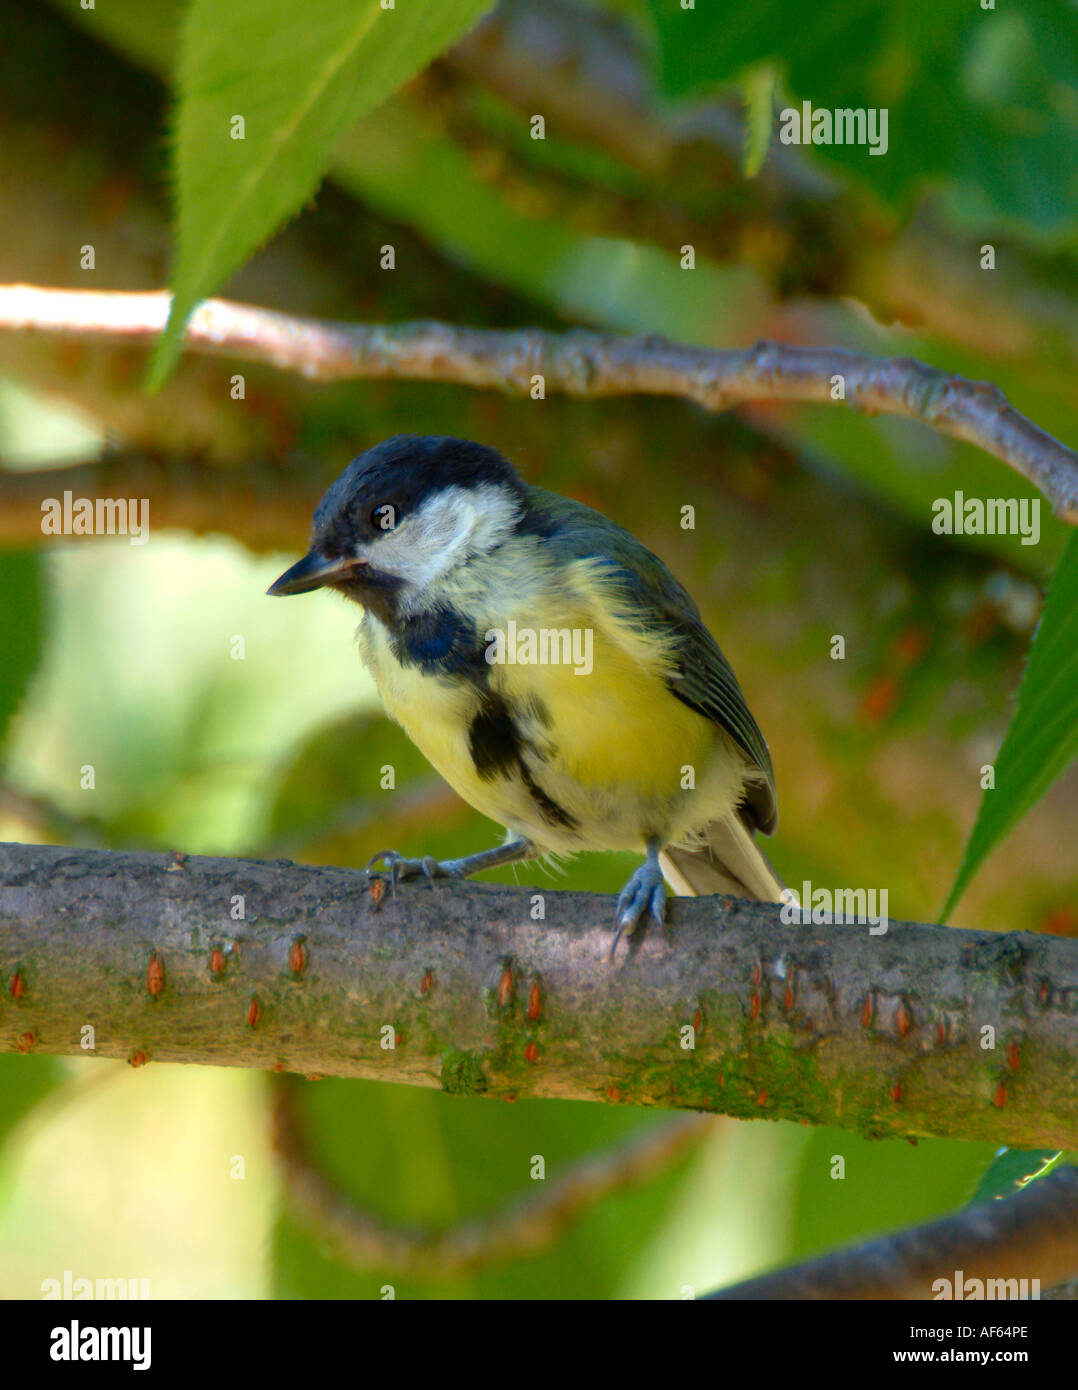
left=361, top=484, right=520, bottom=595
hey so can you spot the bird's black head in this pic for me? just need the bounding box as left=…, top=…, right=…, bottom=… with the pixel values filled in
left=267, top=436, right=527, bottom=619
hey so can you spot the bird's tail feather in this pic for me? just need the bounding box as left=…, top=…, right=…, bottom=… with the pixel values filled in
left=660, top=814, right=784, bottom=903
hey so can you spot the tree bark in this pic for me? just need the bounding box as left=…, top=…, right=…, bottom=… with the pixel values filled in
left=709, top=1167, right=1078, bottom=1299
left=1, top=842, right=1076, bottom=1147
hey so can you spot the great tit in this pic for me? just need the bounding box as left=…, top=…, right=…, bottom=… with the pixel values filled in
left=269, top=435, right=782, bottom=949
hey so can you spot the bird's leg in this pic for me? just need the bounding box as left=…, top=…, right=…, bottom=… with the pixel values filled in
left=367, top=837, right=538, bottom=892
left=611, top=838, right=667, bottom=958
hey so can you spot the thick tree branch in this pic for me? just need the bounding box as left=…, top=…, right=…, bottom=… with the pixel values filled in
left=2, top=843, right=1077, bottom=1147
left=709, top=1167, right=1078, bottom=1299
left=1, top=285, right=1076, bottom=520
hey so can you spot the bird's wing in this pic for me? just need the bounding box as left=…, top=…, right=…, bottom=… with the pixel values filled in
left=605, top=562, right=777, bottom=835
left=670, top=632, right=776, bottom=833
left=527, top=489, right=777, bottom=834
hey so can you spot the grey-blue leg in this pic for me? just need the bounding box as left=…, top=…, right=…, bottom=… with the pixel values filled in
left=612, top=838, right=667, bottom=957
left=367, top=837, right=537, bottom=891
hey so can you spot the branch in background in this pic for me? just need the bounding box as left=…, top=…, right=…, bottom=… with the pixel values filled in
left=3, top=843, right=1078, bottom=1147
left=2, top=286, right=1074, bottom=519
left=274, top=1078, right=714, bottom=1277
left=709, top=1167, right=1078, bottom=1299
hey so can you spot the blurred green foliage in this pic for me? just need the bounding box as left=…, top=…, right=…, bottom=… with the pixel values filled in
left=0, top=553, right=43, bottom=749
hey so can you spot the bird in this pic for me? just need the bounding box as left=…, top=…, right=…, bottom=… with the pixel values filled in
left=268, top=435, right=782, bottom=952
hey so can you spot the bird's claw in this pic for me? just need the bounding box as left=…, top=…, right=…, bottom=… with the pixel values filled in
left=611, top=860, right=667, bottom=960
left=365, top=849, right=458, bottom=893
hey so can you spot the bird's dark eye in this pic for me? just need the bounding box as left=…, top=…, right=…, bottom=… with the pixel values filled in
left=370, top=504, right=400, bottom=532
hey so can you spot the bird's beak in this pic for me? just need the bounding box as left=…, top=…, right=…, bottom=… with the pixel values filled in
left=267, top=550, right=365, bottom=596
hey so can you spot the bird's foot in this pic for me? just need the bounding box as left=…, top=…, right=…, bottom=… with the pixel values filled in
left=612, top=853, right=667, bottom=959
left=367, top=838, right=536, bottom=893
left=365, top=849, right=465, bottom=892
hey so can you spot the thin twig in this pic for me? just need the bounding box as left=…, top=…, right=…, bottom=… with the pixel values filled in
left=1, top=285, right=1075, bottom=519
left=273, top=1078, right=715, bottom=1278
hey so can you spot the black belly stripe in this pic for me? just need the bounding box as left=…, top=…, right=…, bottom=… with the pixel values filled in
left=469, top=696, right=520, bottom=779
left=518, top=760, right=577, bottom=829
left=468, top=692, right=577, bottom=831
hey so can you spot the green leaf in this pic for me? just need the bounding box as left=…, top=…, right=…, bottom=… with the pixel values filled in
left=969, top=1147, right=1064, bottom=1204
left=149, top=0, right=494, bottom=390
left=941, top=531, right=1078, bottom=920
left=741, top=65, right=775, bottom=179
left=643, top=0, right=1078, bottom=230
